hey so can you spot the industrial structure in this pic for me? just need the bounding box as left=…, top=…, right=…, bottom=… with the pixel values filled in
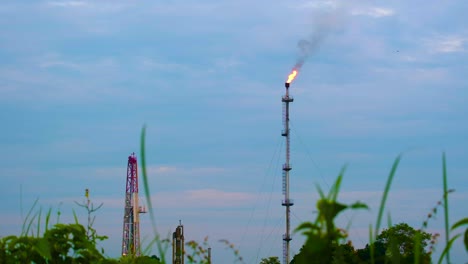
left=282, top=71, right=297, bottom=264
left=172, top=221, right=185, bottom=264
left=122, top=153, right=146, bottom=256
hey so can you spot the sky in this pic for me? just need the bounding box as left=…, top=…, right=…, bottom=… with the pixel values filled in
left=0, top=0, right=467, bottom=263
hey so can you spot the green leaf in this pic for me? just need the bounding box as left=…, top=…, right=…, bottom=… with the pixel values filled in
left=36, top=207, right=42, bottom=238
left=375, top=154, right=401, bottom=240
left=464, top=228, right=468, bottom=252
left=329, top=168, right=344, bottom=201
left=437, top=234, right=461, bottom=264
left=45, top=207, right=52, bottom=232
left=73, top=209, right=79, bottom=224
left=140, top=125, right=158, bottom=235
left=315, top=184, right=325, bottom=199
left=451, top=217, right=468, bottom=231
left=34, top=237, right=51, bottom=260
left=295, top=222, right=318, bottom=233
left=21, top=198, right=39, bottom=236
left=349, top=201, right=368, bottom=210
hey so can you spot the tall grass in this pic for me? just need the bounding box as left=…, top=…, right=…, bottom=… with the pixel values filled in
left=441, top=153, right=450, bottom=264
left=370, top=154, right=401, bottom=264
left=140, top=125, right=168, bottom=263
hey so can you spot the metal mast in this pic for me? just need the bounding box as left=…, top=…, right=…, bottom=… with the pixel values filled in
left=282, top=82, right=294, bottom=264
left=122, top=153, right=146, bottom=256
left=172, top=220, right=185, bottom=264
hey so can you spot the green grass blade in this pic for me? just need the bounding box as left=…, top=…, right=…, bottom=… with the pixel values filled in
left=315, top=184, right=325, bottom=199
left=140, top=125, right=169, bottom=263
left=451, top=217, right=468, bottom=230
left=45, top=207, right=52, bottom=232
left=72, top=209, right=79, bottom=224
left=25, top=211, right=39, bottom=237
left=20, top=184, right=23, bottom=223
left=330, top=166, right=346, bottom=201
left=464, top=228, right=468, bottom=251
left=21, top=198, right=39, bottom=236
left=375, top=154, right=401, bottom=239
left=140, top=125, right=158, bottom=236
left=414, top=230, right=421, bottom=264
left=36, top=207, right=42, bottom=238
left=442, top=152, right=451, bottom=264
left=369, top=224, right=374, bottom=264
left=370, top=154, right=401, bottom=264
left=437, top=234, right=461, bottom=264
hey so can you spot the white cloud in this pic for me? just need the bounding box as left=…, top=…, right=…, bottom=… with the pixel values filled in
left=39, top=60, right=81, bottom=69
left=213, top=57, right=243, bottom=70
left=426, top=35, right=466, bottom=53
left=186, top=189, right=253, bottom=203
left=145, top=166, right=226, bottom=178
left=46, top=0, right=128, bottom=12
left=51, top=189, right=256, bottom=210
left=298, top=0, right=339, bottom=10
left=137, top=58, right=191, bottom=72
left=47, top=0, right=89, bottom=7
left=351, top=7, right=394, bottom=18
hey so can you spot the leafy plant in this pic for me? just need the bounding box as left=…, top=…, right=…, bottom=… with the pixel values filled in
left=1, top=223, right=112, bottom=264
left=259, top=256, right=281, bottom=264
left=292, top=167, right=368, bottom=263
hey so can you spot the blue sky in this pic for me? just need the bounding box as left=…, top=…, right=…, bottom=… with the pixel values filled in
left=0, top=0, right=467, bottom=262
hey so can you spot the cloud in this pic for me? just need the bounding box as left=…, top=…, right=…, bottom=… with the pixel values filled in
left=186, top=189, right=255, bottom=206
left=137, top=57, right=192, bottom=72
left=213, top=57, right=243, bottom=70
left=145, top=166, right=226, bottom=178
left=46, top=0, right=128, bottom=12
left=351, top=7, right=394, bottom=18
left=47, top=1, right=89, bottom=8
left=298, top=0, right=339, bottom=10
left=48, top=188, right=256, bottom=210
left=426, top=35, right=466, bottom=53
left=39, top=60, right=81, bottom=69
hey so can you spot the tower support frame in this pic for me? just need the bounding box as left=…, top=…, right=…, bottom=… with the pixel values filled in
left=282, top=83, right=294, bottom=264
left=122, top=153, right=145, bottom=256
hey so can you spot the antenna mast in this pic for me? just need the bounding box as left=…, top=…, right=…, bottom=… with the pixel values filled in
left=282, top=82, right=294, bottom=264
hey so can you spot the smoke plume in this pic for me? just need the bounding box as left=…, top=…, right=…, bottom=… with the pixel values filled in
left=292, top=12, right=339, bottom=71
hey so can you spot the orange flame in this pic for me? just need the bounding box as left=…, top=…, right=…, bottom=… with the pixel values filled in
left=286, top=70, right=298, bottom=84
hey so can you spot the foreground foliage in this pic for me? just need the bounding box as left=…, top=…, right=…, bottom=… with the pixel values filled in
left=290, top=154, right=467, bottom=264
left=0, top=223, right=112, bottom=264
left=1, top=128, right=466, bottom=264
left=290, top=169, right=368, bottom=264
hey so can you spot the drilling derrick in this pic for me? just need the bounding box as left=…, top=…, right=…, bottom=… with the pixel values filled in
left=282, top=79, right=295, bottom=264
left=122, top=153, right=146, bottom=256
left=172, top=221, right=184, bottom=264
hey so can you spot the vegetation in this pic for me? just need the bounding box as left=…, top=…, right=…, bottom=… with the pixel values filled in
left=0, top=128, right=466, bottom=263
left=259, top=256, right=281, bottom=264
left=290, top=167, right=368, bottom=264
left=289, top=154, right=467, bottom=264
left=355, top=223, right=433, bottom=264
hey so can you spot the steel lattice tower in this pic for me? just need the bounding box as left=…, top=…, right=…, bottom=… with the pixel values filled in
left=122, top=153, right=146, bottom=256
left=282, top=81, right=294, bottom=264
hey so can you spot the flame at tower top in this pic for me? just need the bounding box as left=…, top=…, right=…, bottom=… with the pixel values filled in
left=285, top=70, right=298, bottom=88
